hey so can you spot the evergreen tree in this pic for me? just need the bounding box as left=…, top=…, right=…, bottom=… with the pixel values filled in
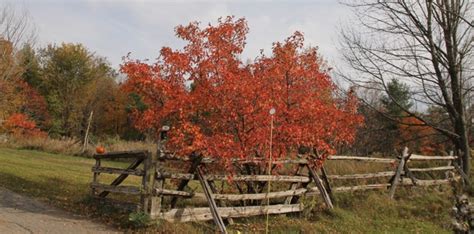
left=380, top=79, right=413, bottom=118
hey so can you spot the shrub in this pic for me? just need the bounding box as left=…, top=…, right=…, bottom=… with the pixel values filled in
left=128, top=212, right=151, bottom=228
left=2, top=113, right=46, bottom=138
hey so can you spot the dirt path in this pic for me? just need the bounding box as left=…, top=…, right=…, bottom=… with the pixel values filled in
left=0, top=188, right=120, bottom=234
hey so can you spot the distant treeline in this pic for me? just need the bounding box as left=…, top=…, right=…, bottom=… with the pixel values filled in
left=0, top=40, right=144, bottom=141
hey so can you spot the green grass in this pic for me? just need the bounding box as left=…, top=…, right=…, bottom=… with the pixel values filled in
left=0, top=147, right=454, bottom=233
left=0, top=147, right=142, bottom=229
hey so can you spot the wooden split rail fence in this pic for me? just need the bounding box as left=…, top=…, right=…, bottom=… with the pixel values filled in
left=90, top=146, right=463, bottom=232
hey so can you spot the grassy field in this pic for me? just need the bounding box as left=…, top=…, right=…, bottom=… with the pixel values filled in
left=0, top=147, right=455, bottom=233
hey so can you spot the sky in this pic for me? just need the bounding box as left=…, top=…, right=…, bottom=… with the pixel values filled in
left=8, top=0, right=353, bottom=71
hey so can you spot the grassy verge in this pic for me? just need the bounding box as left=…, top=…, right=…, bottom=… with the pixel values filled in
left=0, top=135, right=155, bottom=157
left=0, top=147, right=454, bottom=233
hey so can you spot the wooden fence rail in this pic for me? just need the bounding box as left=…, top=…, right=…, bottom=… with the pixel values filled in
left=90, top=150, right=151, bottom=209
left=90, top=146, right=461, bottom=233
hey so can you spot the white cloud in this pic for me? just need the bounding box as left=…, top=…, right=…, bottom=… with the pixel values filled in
left=19, top=0, right=351, bottom=70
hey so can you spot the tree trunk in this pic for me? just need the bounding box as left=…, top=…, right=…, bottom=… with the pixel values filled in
left=455, top=124, right=471, bottom=178
left=453, top=96, right=470, bottom=178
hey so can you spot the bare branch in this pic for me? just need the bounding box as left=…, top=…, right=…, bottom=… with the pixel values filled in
left=339, top=0, right=473, bottom=174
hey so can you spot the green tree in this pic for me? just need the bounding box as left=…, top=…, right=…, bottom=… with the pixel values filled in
left=380, top=79, right=413, bottom=118
left=38, top=43, right=113, bottom=137
left=18, top=44, right=41, bottom=88
left=377, top=79, right=413, bottom=153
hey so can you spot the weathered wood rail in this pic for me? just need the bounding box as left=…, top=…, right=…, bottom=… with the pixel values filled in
left=90, top=146, right=461, bottom=232
left=90, top=150, right=151, bottom=201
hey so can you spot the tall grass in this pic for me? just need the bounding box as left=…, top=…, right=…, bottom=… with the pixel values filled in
left=0, top=134, right=156, bottom=157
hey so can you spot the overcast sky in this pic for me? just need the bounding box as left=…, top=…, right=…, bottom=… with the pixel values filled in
left=11, top=0, right=353, bottom=70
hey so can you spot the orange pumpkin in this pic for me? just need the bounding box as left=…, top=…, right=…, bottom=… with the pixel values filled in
left=96, top=146, right=106, bottom=154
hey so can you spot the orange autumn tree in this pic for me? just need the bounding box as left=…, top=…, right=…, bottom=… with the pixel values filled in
left=121, top=17, right=363, bottom=167
left=397, top=116, right=443, bottom=155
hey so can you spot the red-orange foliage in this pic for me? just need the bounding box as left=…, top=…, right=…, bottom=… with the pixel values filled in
left=17, top=80, right=50, bottom=128
left=0, top=70, right=49, bottom=137
left=397, top=116, right=443, bottom=155
left=121, top=17, right=363, bottom=165
left=3, top=113, right=46, bottom=138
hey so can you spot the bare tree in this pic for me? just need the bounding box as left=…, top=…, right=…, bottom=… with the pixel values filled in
left=0, top=2, right=36, bottom=82
left=0, top=2, right=36, bottom=47
left=339, top=0, right=473, bottom=177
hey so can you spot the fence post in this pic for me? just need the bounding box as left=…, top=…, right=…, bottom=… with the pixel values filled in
left=197, top=166, right=227, bottom=234
left=141, top=151, right=154, bottom=214
left=150, top=126, right=169, bottom=218
left=307, top=165, right=334, bottom=209
left=448, top=151, right=470, bottom=186
left=403, top=153, right=416, bottom=185
left=149, top=152, right=161, bottom=218
left=91, top=157, right=101, bottom=196
left=320, top=166, right=335, bottom=204
left=389, top=147, right=409, bottom=199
